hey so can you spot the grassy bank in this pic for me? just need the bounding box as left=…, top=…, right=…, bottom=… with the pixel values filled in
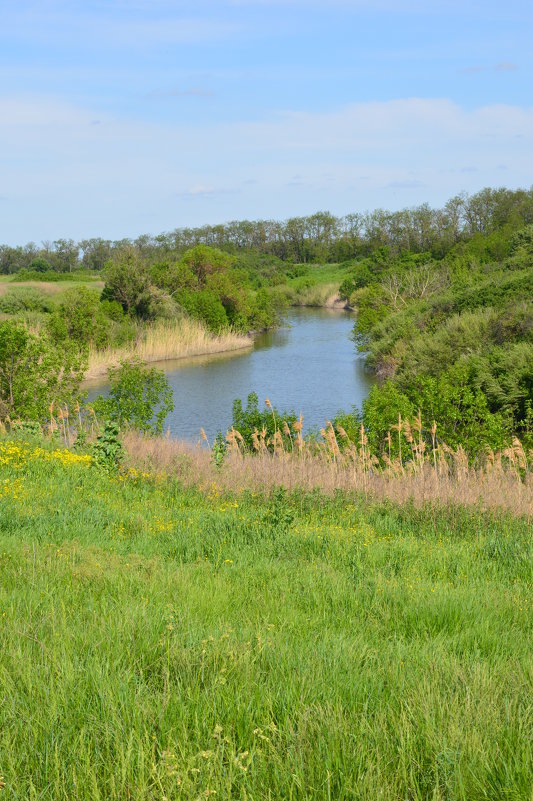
left=281, top=264, right=353, bottom=308
left=123, top=430, right=533, bottom=519
left=0, top=436, right=532, bottom=799
left=86, top=318, right=252, bottom=380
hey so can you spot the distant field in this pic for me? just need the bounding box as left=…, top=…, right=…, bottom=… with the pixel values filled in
left=0, top=436, right=531, bottom=799
left=0, top=278, right=104, bottom=294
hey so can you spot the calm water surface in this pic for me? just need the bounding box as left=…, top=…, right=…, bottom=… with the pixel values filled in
left=93, top=309, right=374, bottom=441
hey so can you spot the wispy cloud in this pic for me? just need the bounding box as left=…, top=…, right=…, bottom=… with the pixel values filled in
left=0, top=7, right=242, bottom=48
left=145, top=86, right=215, bottom=100
left=1, top=95, right=532, bottom=241
left=386, top=180, right=426, bottom=189
left=174, top=185, right=240, bottom=199
left=495, top=61, right=518, bottom=71
left=460, top=62, right=519, bottom=75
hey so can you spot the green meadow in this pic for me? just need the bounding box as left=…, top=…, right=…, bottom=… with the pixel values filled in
left=0, top=438, right=532, bottom=800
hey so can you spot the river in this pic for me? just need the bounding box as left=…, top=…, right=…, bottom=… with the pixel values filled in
left=90, top=309, right=375, bottom=442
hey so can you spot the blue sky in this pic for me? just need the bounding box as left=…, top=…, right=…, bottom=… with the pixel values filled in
left=1, top=0, right=532, bottom=243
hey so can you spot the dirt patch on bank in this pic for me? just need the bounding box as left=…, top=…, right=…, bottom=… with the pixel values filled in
left=324, top=293, right=351, bottom=310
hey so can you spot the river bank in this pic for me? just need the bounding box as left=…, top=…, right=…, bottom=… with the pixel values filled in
left=85, top=284, right=352, bottom=383
left=85, top=317, right=252, bottom=380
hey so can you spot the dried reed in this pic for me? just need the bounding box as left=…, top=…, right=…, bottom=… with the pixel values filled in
left=123, top=419, right=533, bottom=521
left=86, top=318, right=252, bottom=379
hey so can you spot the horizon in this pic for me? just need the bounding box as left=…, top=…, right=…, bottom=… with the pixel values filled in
left=1, top=0, right=532, bottom=244
left=3, top=184, right=533, bottom=250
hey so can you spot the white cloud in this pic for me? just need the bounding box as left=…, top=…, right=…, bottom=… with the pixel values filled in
left=0, top=7, right=242, bottom=47
left=1, top=96, right=532, bottom=241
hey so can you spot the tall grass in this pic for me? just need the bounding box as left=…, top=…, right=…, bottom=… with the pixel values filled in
left=86, top=318, right=252, bottom=379
left=124, top=423, right=533, bottom=520
left=288, top=282, right=346, bottom=307
left=0, top=436, right=532, bottom=799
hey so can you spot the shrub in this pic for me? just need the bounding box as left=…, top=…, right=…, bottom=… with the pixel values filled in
left=0, top=320, right=86, bottom=421
left=0, top=287, right=51, bottom=314
left=47, top=286, right=110, bottom=348
left=92, top=358, right=174, bottom=435
left=229, top=392, right=297, bottom=452
left=176, top=289, right=228, bottom=333
left=101, top=251, right=154, bottom=318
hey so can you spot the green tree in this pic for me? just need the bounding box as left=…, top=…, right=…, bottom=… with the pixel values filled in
left=28, top=256, right=53, bottom=273
left=101, top=251, right=154, bottom=318
left=92, top=358, right=174, bottom=435
left=179, top=245, right=233, bottom=287
left=0, top=321, right=86, bottom=421
left=47, top=286, right=111, bottom=348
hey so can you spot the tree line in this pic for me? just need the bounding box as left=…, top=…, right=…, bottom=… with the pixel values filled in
left=2, top=186, right=533, bottom=274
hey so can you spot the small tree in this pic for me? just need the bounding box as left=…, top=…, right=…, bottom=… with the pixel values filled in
left=47, top=286, right=110, bottom=348
left=101, top=251, right=153, bottom=318
left=92, top=358, right=174, bottom=435
left=0, top=321, right=86, bottom=422
left=179, top=245, right=233, bottom=287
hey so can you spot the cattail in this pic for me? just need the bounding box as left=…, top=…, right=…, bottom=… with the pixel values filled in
left=512, top=437, right=527, bottom=471
left=265, top=397, right=277, bottom=432
left=386, top=430, right=392, bottom=463
left=273, top=429, right=284, bottom=454
left=392, top=413, right=404, bottom=472
left=74, top=400, right=82, bottom=433
left=431, top=421, right=437, bottom=472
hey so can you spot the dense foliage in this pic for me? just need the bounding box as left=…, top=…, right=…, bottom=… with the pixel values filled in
left=101, top=245, right=282, bottom=334
left=340, top=222, right=533, bottom=454
left=92, top=358, right=174, bottom=435
left=0, top=320, right=86, bottom=421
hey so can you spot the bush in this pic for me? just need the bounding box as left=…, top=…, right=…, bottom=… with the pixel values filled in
left=230, top=392, right=297, bottom=452
left=0, top=287, right=51, bottom=314
left=101, top=252, right=154, bottom=318
left=47, top=286, right=111, bottom=349
left=92, top=358, right=174, bottom=435
left=0, top=321, right=86, bottom=421
left=176, top=289, right=228, bottom=333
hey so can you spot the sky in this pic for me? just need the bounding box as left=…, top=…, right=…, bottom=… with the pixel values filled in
left=1, top=0, right=532, bottom=244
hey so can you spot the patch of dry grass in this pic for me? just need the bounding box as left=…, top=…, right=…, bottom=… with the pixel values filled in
left=290, top=282, right=341, bottom=307
left=123, top=427, right=533, bottom=520
left=86, top=318, right=253, bottom=379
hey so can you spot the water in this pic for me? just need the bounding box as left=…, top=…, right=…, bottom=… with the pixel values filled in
left=91, top=309, right=374, bottom=441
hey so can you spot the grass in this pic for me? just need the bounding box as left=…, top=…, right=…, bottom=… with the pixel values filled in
left=0, top=277, right=104, bottom=301
left=123, top=429, right=533, bottom=520
left=285, top=263, right=354, bottom=308
left=86, top=318, right=252, bottom=379
left=0, top=436, right=532, bottom=799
